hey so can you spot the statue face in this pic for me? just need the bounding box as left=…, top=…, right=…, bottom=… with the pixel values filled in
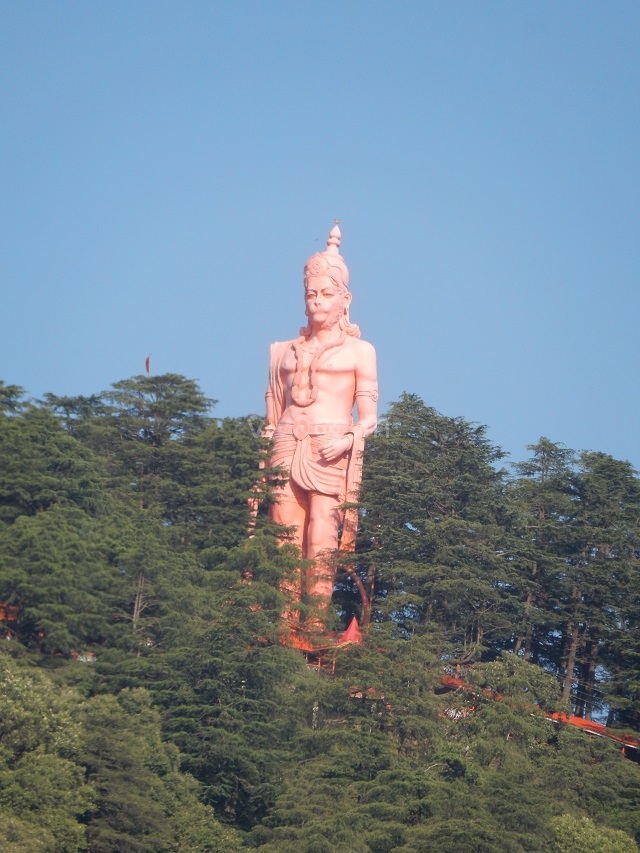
left=304, top=275, right=350, bottom=328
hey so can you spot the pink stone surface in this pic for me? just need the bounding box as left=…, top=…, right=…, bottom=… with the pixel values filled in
left=263, top=223, right=378, bottom=627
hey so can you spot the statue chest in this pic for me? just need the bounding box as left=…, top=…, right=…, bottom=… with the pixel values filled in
left=280, top=344, right=355, bottom=380
left=280, top=342, right=356, bottom=408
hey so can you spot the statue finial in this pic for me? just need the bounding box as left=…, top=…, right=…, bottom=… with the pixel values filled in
left=326, top=221, right=341, bottom=255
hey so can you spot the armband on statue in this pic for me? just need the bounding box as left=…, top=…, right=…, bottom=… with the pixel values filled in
left=355, top=387, right=379, bottom=402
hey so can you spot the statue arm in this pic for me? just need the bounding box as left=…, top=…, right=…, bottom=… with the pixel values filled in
left=354, top=341, right=378, bottom=438
left=317, top=342, right=378, bottom=464
left=252, top=343, right=286, bottom=527
left=264, top=341, right=289, bottom=436
left=264, top=389, right=276, bottom=437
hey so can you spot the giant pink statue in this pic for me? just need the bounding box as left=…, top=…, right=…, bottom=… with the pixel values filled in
left=263, top=222, right=378, bottom=628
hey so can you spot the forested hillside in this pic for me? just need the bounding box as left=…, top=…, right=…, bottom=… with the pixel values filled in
left=0, top=375, right=639, bottom=852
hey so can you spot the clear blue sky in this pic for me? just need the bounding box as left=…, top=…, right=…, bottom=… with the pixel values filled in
left=1, top=1, right=638, bottom=469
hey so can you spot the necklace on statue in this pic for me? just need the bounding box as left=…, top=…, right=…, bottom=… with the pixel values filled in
left=291, top=333, right=346, bottom=407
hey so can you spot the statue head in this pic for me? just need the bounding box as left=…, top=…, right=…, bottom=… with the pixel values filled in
left=300, top=223, right=360, bottom=339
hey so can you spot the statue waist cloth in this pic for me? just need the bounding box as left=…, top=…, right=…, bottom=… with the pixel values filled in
left=271, top=423, right=354, bottom=498
left=274, top=422, right=351, bottom=440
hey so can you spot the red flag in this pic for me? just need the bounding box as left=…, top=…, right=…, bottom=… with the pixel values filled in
left=145, top=355, right=150, bottom=375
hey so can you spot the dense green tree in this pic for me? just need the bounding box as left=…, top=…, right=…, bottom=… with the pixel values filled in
left=0, top=405, right=122, bottom=652
left=0, top=656, right=93, bottom=851
left=41, top=392, right=107, bottom=438
left=440, top=654, right=640, bottom=845
left=0, top=404, right=105, bottom=527
left=248, top=647, right=566, bottom=851
left=550, top=815, right=637, bottom=853
left=506, top=438, right=578, bottom=666
left=2, top=374, right=640, bottom=850
left=0, top=656, right=241, bottom=852
left=44, top=375, right=267, bottom=555
left=355, top=394, right=517, bottom=658
left=244, top=634, right=433, bottom=852
left=506, top=442, right=640, bottom=724
left=0, top=814, right=58, bottom=852
left=0, top=493, right=204, bottom=658
left=81, top=687, right=242, bottom=852
left=159, top=415, right=267, bottom=553
left=0, top=381, right=26, bottom=414
left=605, top=579, right=640, bottom=729
left=74, top=374, right=214, bottom=510
left=558, top=452, right=640, bottom=715
left=102, top=373, right=213, bottom=441
left=139, top=531, right=306, bottom=828
left=0, top=506, right=120, bottom=653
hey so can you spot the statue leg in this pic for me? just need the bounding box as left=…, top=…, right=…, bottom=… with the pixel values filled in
left=270, top=478, right=308, bottom=623
left=305, top=492, right=342, bottom=626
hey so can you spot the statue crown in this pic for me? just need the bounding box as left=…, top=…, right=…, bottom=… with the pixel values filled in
left=304, top=221, right=349, bottom=290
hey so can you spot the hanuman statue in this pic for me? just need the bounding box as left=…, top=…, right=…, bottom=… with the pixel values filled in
left=263, top=223, right=378, bottom=628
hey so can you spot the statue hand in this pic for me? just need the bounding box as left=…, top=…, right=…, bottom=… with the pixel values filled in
left=318, top=435, right=352, bottom=463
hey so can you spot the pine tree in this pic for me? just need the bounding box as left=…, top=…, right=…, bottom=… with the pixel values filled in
left=81, top=687, right=242, bottom=852
left=0, top=404, right=105, bottom=527
left=0, top=656, right=94, bottom=851
left=507, top=438, right=577, bottom=666
left=569, top=452, right=640, bottom=720
left=355, top=394, right=516, bottom=658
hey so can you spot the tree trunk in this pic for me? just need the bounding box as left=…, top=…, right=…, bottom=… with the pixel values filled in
left=345, top=565, right=376, bottom=629
left=132, top=572, right=145, bottom=629
left=561, top=621, right=580, bottom=705
left=583, top=639, right=598, bottom=721
left=530, top=633, right=539, bottom=664
left=363, top=563, right=376, bottom=629
left=515, top=587, right=535, bottom=657
left=513, top=556, right=538, bottom=658
left=574, top=658, right=586, bottom=718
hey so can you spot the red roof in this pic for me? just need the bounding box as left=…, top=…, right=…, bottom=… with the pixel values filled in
left=340, top=616, right=363, bottom=645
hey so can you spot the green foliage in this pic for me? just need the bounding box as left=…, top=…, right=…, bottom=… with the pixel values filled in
left=0, top=657, right=243, bottom=852
left=0, top=656, right=82, bottom=760
left=81, top=687, right=241, bottom=852
left=550, top=814, right=637, bottom=853
left=0, top=815, right=58, bottom=852
left=572, top=451, right=640, bottom=724
left=357, top=393, right=516, bottom=657
left=2, top=377, right=640, bottom=850
left=143, top=533, right=305, bottom=828
left=0, top=404, right=105, bottom=526
left=161, top=415, right=266, bottom=552
left=0, top=657, right=93, bottom=851
left=507, top=438, right=578, bottom=664
left=45, top=374, right=268, bottom=555
left=470, top=652, right=565, bottom=712
left=0, top=381, right=26, bottom=414
left=0, top=506, right=125, bottom=653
